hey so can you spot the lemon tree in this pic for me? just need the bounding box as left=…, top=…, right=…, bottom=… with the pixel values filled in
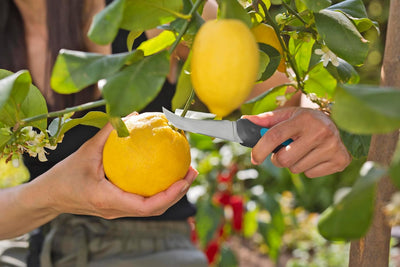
left=1, top=0, right=400, bottom=265
left=103, top=113, right=190, bottom=197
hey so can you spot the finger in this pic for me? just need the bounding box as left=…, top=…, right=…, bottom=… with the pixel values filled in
left=303, top=161, right=344, bottom=178
left=182, top=166, right=199, bottom=184
left=251, top=118, right=300, bottom=164
left=283, top=144, right=331, bottom=174
left=270, top=134, right=321, bottom=168
left=242, top=107, right=298, bottom=128
left=87, top=123, right=113, bottom=148
left=140, top=167, right=198, bottom=214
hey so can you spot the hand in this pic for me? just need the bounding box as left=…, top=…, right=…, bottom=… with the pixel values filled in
left=243, top=107, right=352, bottom=178
left=39, top=123, right=198, bottom=219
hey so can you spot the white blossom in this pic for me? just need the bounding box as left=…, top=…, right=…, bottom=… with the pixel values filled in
left=12, top=157, right=20, bottom=168
left=315, top=46, right=339, bottom=67
left=276, top=95, right=287, bottom=106
left=307, top=93, right=318, bottom=102
left=15, top=126, right=58, bottom=162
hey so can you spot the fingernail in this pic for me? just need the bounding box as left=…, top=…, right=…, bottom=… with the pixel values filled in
left=251, top=154, right=259, bottom=165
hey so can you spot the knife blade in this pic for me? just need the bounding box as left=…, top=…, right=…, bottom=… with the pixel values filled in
left=162, top=107, right=292, bottom=149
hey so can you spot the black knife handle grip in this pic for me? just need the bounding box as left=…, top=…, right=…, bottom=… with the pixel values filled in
left=237, top=119, right=265, bottom=148
left=236, top=118, right=293, bottom=152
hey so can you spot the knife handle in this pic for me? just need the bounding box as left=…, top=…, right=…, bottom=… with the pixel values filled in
left=237, top=119, right=293, bottom=152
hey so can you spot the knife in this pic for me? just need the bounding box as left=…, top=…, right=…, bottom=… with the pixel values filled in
left=162, top=107, right=292, bottom=150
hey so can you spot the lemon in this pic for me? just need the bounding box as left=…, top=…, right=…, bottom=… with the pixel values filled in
left=102, top=113, right=191, bottom=197
left=251, top=23, right=286, bottom=72
left=191, top=19, right=259, bottom=117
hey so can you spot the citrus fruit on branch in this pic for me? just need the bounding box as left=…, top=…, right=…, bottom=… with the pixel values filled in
left=102, top=113, right=191, bottom=197
left=251, top=23, right=286, bottom=73
left=191, top=19, right=260, bottom=117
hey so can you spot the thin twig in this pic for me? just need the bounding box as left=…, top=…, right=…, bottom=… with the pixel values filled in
left=21, top=99, right=106, bottom=124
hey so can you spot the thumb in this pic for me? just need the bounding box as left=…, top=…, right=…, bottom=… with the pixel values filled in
left=242, top=107, right=298, bottom=128
left=85, top=123, right=113, bottom=153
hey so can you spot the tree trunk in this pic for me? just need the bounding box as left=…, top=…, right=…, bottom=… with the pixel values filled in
left=349, top=1, right=400, bottom=266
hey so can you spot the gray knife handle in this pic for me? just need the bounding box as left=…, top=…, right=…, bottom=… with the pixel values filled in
left=236, top=119, right=292, bottom=152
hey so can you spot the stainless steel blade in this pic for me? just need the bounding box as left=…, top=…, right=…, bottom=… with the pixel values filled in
left=162, top=107, right=242, bottom=143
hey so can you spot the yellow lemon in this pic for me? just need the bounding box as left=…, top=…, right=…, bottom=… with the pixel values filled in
left=191, top=19, right=259, bottom=117
left=103, top=113, right=191, bottom=197
left=251, top=23, right=286, bottom=73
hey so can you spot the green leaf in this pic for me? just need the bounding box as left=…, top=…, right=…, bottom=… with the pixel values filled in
left=217, top=0, right=252, bottom=28
left=188, top=132, right=217, bottom=151
left=51, top=49, right=144, bottom=94
left=109, top=116, right=129, bottom=137
left=195, top=196, right=224, bottom=247
left=327, top=0, right=368, bottom=18
left=0, top=71, right=47, bottom=132
left=257, top=43, right=281, bottom=81
left=88, top=0, right=125, bottom=45
left=325, top=58, right=360, bottom=84
left=20, top=85, right=48, bottom=132
left=339, top=130, right=371, bottom=159
left=301, top=0, right=331, bottom=12
left=332, top=84, right=400, bottom=134
left=326, top=0, right=379, bottom=33
left=318, top=161, right=385, bottom=241
left=102, top=51, right=170, bottom=117
left=120, top=0, right=183, bottom=32
left=173, top=53, right=193, bottom=110
left=0, top=70, right=31, bottom=127
left=137, top=31, right=176, bottom=56
left=295, top=0, right=307, bottom=13
left=304, top=62, right=337, bottom=100
left=314, top=9, right=369, bottom=66
left=49, top=111, right=109, bottom=140
left=256, top=50, right=270, bottom=81
left=126, top=30, right=143, bottom=52
left=352, top=17, right=378, bottom=33
left=0, top=129, right=12, bottom=151
left=289, top=37, right=315, bottom=77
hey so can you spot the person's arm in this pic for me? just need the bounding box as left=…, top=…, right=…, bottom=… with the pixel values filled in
left=0, top=124, right=197, bottom=240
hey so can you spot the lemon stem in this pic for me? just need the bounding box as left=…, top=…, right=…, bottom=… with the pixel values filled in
left=281, top=2, right=307, bottom=26
left=21, top=99, right=107, bottom=124
left=281, top=2, right=319, bottom=40
left=180, top=89, right=195, bottom=117
left=168, top=0, right=204, bottom=55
